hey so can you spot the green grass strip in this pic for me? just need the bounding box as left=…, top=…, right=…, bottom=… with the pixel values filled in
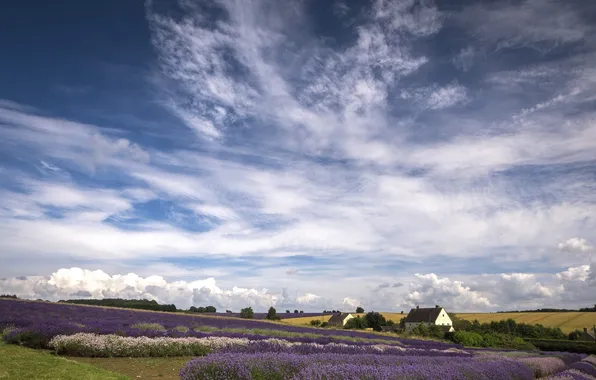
left=0, top=341, right=129, bottom=380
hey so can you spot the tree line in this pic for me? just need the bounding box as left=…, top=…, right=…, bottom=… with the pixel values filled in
left=59, top=298, right=177, bottom=312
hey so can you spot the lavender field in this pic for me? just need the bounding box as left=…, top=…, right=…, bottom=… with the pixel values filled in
left=2, top=299, right=596, bottom=379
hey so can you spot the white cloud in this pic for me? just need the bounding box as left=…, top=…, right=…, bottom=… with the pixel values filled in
left=401, top=83, right=468, bottom=110
left=558, top=238, right=594, bottom=253
left=404, top=273, right=494, bottom=311
left=497, top=273, right=553, bottom=301
left=452, top=46, right=475, bottom=72
left=1, top=0, right=596, bottom=311
left=0, top=267, right=320, bottom=311
left=459, top=0, right=590, bottom=51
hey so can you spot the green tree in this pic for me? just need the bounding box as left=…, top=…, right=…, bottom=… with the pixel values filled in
left=356, top=306, right=364, bottom=313
left=266, top=306, right=278, bottom=320
left=310, top=319, right=321, bottom=326
left=240, top=307, right=254, bottom=319
left=412, top=323, right=429, bottom=337
left=344, top=316, right=368, bottom=330
left=364, top=311, right=387, bottom=332
left=205, top=306, right=216, bottom=313
left=428, top=324, right=444, bottom=339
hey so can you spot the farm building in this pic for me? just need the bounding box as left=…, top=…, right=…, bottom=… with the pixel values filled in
left=404, top=305, right=454, bottom=333
left=327, top=313, right=354, bottom=327
left=578, top=327, right=596, bottom=342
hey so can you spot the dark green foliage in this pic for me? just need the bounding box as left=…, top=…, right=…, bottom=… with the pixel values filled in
left=568, top=329, right=584, bottom=340
left=449, top=314, right=566, bottom=340
left=310, top=319, right=321, bottom=326
left=364, top=312, right=387, bottom=332
left=356, top=306, right=364, bottom=313
left=450, top=331, right=535, bottom=350
left=0, top=294, right=18, bottom=299
left=266, top=307, right=280, bottom=320
left=286, top=310, right=290, bottom=313
left=240, top=307, right=254, bottom=319
left=5, top=330, right=47, bottom=349
left=398, top=317, right=406, bottom=330
left=60, top=298, right=177, bottom=312
left=344, top=316, right=368, bottom=330
left=294, top=309, right=299, bottom=313
left=299, top=310, right=304, bottom=314
left=189, top=306, right=217, bottom=313
left=320, top=322, right=328, bottom=328
left=428, top=324, right=444, bottom=339
left=526, top=339, right=596, bottom=354
left=411, top=323, right=429, bottom=337
left=451, top=331, right=484, bottom=347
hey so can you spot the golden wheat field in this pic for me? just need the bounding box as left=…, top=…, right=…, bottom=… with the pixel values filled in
left=283, top=312, right=596, bottom=334
left=456, top=312, right=596, bottom=334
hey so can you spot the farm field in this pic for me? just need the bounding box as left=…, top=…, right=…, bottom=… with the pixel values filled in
left=283, top=312, right=407, bottom=325
left=283, top=312, right=596, bottom=334
left=2, top=299, right=596, bottom=379
left=456, top=313, right=596, bottom=334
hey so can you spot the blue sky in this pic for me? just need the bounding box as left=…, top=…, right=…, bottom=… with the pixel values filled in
left=0, top=0, right=595, bottom=312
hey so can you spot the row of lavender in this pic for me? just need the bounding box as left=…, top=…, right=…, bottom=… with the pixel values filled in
left=179, top=352, right=596, bottom=380
left=180, top=352, right=596, bottom=380
left=0, top=299, right=455, bottom=350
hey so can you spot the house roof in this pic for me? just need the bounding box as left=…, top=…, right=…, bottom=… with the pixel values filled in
left=328, top=313, right=351, bottom=324
left=405, top=307, right=444, bottom=323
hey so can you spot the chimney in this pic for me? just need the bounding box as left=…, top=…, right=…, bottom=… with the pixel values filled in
left=584, top=327, right=588, bottom=333
left=435, top=305, right=440, bottom=308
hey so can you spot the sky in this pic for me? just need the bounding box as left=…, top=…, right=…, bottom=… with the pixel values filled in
left=0, top=0, right=595, bottom=313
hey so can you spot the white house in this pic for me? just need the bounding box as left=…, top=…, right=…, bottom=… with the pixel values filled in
left=327, top=313, right=354, bottom=327
left=404, top=305, right=454, bottom=333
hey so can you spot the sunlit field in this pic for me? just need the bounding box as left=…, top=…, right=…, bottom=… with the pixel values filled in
left=456, top=313, right=596, bottom=334
left=282, top=312, right=596, bottom=334
left=5, top=299, right=596, bottom=379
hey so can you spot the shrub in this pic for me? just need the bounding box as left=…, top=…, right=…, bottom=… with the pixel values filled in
left=320, top=322, right=328, bottom=328
left=526, top=339, right=596, bottom=355
left=344, top=317, right=368, bottom=330
left=240, top=307, right=254, bottom=319
left=4, top=329, right=47, bottom=349
left=310, top=320, right=321, bottom=327
left=412, top=323, right=429, bottom=337
left=364, top=312, right=387, bottom=332
left=266, top=307, right=279, bottom=321
left=452, top=331, right=485, bottom=347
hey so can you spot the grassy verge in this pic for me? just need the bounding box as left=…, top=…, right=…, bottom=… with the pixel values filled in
left=70, top=357, right=192, bottom=380
left=0, top=342, right=128, bottom=380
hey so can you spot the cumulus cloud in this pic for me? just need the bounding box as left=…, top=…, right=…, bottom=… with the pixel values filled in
left=558, top=238, right=594, bottom=253
left=0, top=268, right=332, bottom=311
left=497, top=273, right=553, bottom=301
left=404, top=273, right=494, bottom=311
